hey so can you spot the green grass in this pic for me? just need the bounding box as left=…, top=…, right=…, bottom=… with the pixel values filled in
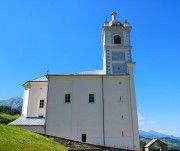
left=0, top=113, right=20, bottom=120
left=0, top=124, right=68, bottom=151
left=0, top=113, right=20, bottom=124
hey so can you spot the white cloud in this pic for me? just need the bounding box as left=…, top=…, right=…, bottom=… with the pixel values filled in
left=147, top=121, right=157, bottom=125
left=138, top=113, right=145, bottom=126
left=154, top=130, right=166, bottom=134
left=138, top=113, right=144, bottom=121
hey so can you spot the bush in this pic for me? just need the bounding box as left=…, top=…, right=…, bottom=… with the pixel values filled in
left=0, top=117, right=11, bottom=124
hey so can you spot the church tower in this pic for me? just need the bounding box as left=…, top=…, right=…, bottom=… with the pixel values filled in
left=101, top=12, right=133, bottom=75
left=101, top=12, right=139, bottom=149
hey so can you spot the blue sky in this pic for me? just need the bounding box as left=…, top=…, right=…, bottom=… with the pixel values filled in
left=0, top=0, right=180, bottom=136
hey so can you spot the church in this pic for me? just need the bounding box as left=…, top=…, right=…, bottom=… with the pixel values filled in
left=9, top=12, right=139, bottom=150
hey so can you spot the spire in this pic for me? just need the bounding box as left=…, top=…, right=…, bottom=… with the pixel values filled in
left=111, top=11, right=117, bottom=21
left=104, top=19, right=109, bottom=26
left=124, top=20, right=130, bottom=27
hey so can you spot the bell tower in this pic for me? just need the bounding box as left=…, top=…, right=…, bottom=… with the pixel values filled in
left=101, top=12, right=133, bottom=75
left=101, top=12, right=139, bottom=149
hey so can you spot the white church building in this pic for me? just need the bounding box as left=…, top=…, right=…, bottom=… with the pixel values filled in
left=10, top=12, right=139, bottom=150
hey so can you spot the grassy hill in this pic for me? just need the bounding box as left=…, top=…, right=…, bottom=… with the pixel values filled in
left=0, top=113, right=20, bottom=124
left=0, top=106, right=21, bottom=124
left=0, top=113, right=20, bottom=120
left=0, top=124, right=67, bottom=151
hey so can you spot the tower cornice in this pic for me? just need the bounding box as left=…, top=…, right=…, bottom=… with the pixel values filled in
left=102, top=26, right=132, bottom=32
left=127, top=62, right=136, bottom=68
left=104, top=45, right=132, bottom=49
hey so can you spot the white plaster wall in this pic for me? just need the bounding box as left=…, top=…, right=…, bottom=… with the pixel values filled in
left=128, top=65, right=139, bottom=149
left=123, top=31, right=130, bottom=46
left=22, top=86, right=29, bottom=116
left=75, top=77, right=103, bottom=145
left=27, top=82, right=47, bottom=117
left=46, top=75, right=138, bottom=150
left=46, top=76, right=104, bottom=145
left=19, top=126, right=45, bottom=134
left=103, top=76, right=134, bottom=149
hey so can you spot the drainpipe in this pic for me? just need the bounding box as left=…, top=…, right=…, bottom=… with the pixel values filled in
left=101, top=75, right=105, bottom=146
left=44, top=75, right=50, bottom=134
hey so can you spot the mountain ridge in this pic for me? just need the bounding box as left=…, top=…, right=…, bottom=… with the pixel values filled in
left=139, top=130, right=180, bottom=141
left=0, top=97, right=23, bottom=111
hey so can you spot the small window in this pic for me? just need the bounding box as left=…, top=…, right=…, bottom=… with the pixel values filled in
left=82, top=134, right=86, bottom=142
left=89, top=94, right=94, bottom=103
left=39, top=100, right=44, bottom=108
left=114, top=35, right=121, bottom=44
left=38, top=115, right=44, bottom=118
left=65, top=94, right=71, bottom=103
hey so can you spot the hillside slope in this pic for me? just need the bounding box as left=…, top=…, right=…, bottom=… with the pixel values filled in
left=0, top=124, right=67, bottom=151
left=0, top=106, right=20, bottom=124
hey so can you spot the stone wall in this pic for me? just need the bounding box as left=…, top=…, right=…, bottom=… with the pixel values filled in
left=39, top=133, right=135, bottom=151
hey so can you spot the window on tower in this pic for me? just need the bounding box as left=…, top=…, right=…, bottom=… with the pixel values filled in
left=114, top=35, right=121, bottom=44
left=65, top=94, right=71, bottom=103
left=89, top=94, right=95, bottom=103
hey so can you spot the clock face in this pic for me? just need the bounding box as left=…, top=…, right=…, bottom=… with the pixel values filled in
left=112, top=51, right=125, bottom=61
left=112, top=63, right=126, bottom=74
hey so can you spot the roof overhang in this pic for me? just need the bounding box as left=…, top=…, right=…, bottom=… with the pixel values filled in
left=46, top=74, right=130, bottom=79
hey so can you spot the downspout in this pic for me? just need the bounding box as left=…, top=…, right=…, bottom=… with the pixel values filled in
left=44, top=75, right=50, bottom=134
left=129, top=76, right=135, bottom=149
left=101, top=75, right=105, bottom=146
left=128, top=66, right=135, bottom=149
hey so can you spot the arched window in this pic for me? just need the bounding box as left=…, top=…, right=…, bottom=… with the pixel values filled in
left=114, top=35, right=121, bottom=44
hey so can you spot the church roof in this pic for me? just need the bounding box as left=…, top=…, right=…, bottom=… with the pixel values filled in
left=69, top=70, right=105, bottom=75
left=46, top=70, right=105, bottom=76
left=23, top=70, right=106, bottom=86
left=144, top=139, right=168, bottom=148
left=108, top=11, right=123, bottom=27
left=109, top=20, right=123, bottom=27
left=31, top=76, right=48, bottom=82
left=8, top=116, right=45, bottom=126
left=24, top=69, right=129, bottom=85
left=23, top=76, right=48, bottom=86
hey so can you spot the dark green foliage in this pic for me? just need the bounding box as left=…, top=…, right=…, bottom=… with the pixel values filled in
left=139, top=136, right=180, bottom=151
left=139, top=139, right=147, bottom=148
left=0, top=105, right=20, bottom=115
left=0, top=117, right=11, bottom=124
left=0, top=106, right=20, bottom=124
left=161, top=138, right=180, bottom=150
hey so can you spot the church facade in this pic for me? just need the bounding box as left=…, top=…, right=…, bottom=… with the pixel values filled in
left=10, top=12, right=139, bottom=150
